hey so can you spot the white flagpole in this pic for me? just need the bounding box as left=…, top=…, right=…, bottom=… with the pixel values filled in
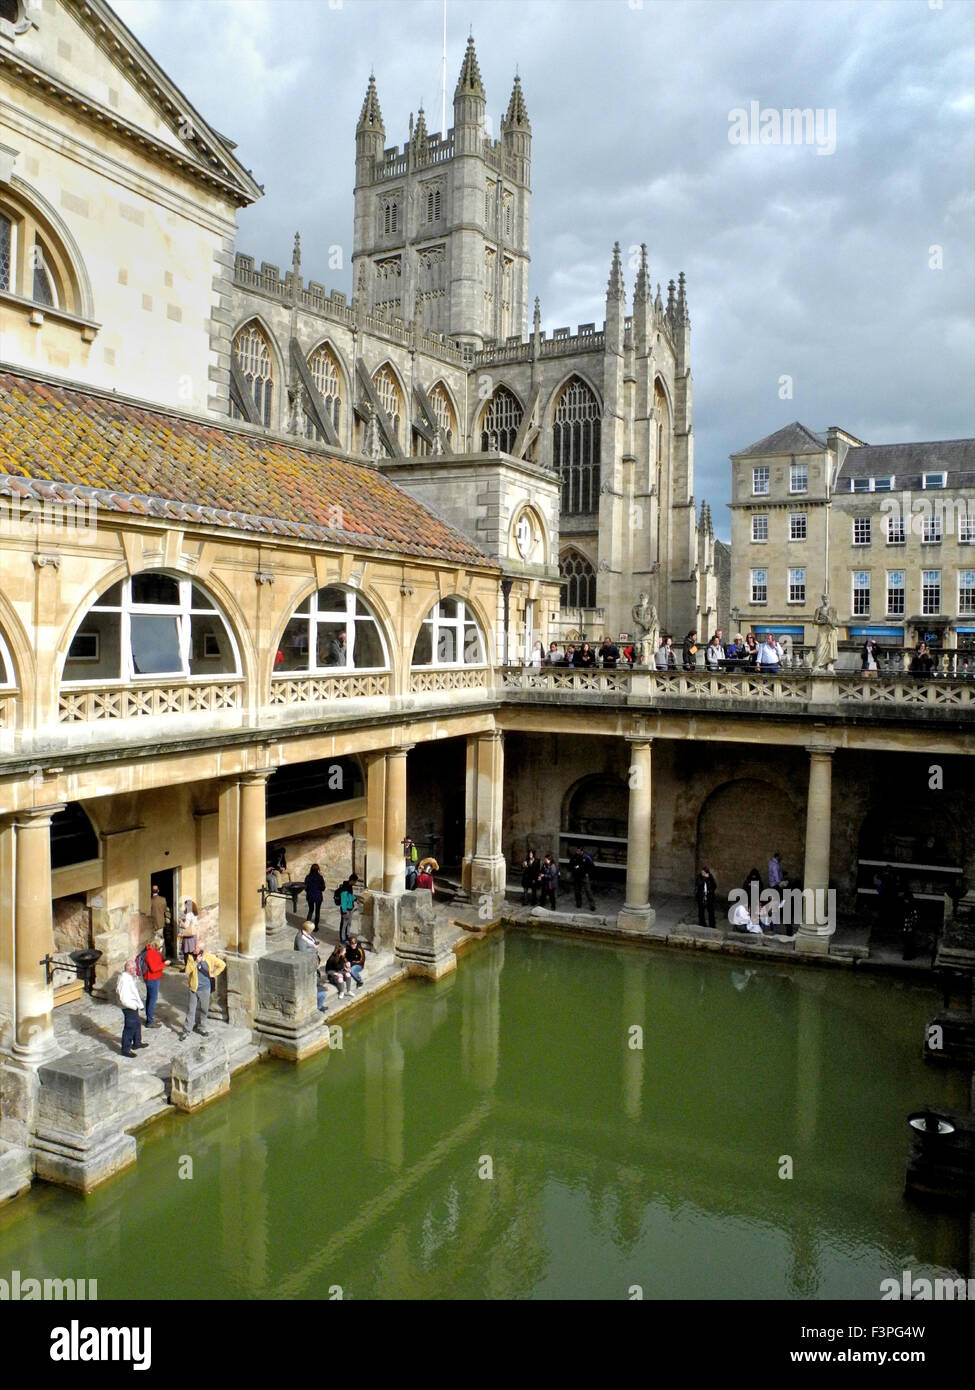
left=441, top=0, right=447, bottom=136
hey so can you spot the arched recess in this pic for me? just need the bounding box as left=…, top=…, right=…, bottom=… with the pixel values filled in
left=2, top=178, right=93, bottom=316
left=478, top=384, right=523, bottom=454
left=50, top=802, right=101, bottom=871
left=561, top=773, right=629, bottom=871
left=304, top=339, right=349, bottom=442
left=553, top=374, right=601, bottom=515
left=230, top=317, right=283, bottom=428
left=411, top=595, right=488, bottom=667
left=371, top=360, right=407, bottom=445
left=559, top=547, right=597, bottom=610
left=272, top=582, right=391, bottom=676
left=653, top=375, right=672, bottom=472
left=696, top=778, right=804, bottom=895
left=58, top=567, right=249, bottom=691
left=416, top=379, right=459, bottom=455
left=857, top=803, right=962, bottom=870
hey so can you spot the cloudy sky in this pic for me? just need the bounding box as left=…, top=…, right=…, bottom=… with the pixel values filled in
left=114, top=0, right=975, bottom=539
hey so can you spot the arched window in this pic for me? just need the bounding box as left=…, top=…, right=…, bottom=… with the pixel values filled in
left=304, top=343, right=342, bottom=441
left=0, top=192, right=76, bottom=310
left=480, top=385, right=522, bottom=454
left=560, top=550, right=596, bottom=610
left=62, top=574, right=241, bottom=683
left=425, top=185, right=442, bottom=222
left=231, top=322, right=274, bottom=427
left=0, top=628, right=15, bottom=687
left=554, top=377, right=601, bottom=515
left=381, top=198, right=400, bottom=235
left=372, top=364, right=403, bottom=442
left=412, top=597, right=485, bottom=667
left=277, top=586, right=387, bottom=673
left=417, top=381, right=456, bottom=455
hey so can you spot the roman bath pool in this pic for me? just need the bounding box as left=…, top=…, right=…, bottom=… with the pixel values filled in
left=0, top=932, right=967, bottom=1300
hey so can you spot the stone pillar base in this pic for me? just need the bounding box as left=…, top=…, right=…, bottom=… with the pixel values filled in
left=617, top=905, right=657, bottom=932
left=171, top=1042, right=231, bottom=1111
left=369, top=890, right=401, bottom=952
left=795, top=930, right=832, bottom=956
left=253, top=951, right=329, bottom=1062
left=395, top=889, right=457, bottom=980
left=470, top=855, right=507, bottom=897
left=0, top=1054, right=42, bottom=1150
left=31, top=1056, right=137, bottom=1193
left=224, top=953, right=260, bottom=1028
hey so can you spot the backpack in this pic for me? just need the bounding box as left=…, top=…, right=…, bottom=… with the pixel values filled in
left=333, top=886, right=343, bottom=907
left=136, top=947, right=148, bottom=979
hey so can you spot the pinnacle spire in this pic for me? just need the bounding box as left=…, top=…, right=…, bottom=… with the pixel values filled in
left=676, top=271, right=689, bottom=326
left=411, top=104, right=429, bottom=155
left=505, top=73, right=530, bottom=128
left=357, top=73, right=384, bottom=133
left=654, top=282, right=663, bottom=314
left=292, top=232, right=301, bottom=277
left=455, top=35, right=485, bottom=98
left=666, top=278, right=676, bottom=318
left=634, top=243, right=649, bottom=303
left=607, top=241, right=625, bottom=299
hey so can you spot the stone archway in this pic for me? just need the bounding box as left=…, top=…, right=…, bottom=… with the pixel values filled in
left=695, top=778, right=803, bottom=895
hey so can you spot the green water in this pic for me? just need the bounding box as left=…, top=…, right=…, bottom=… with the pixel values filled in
left=0, top=932, right=967, bottom=1300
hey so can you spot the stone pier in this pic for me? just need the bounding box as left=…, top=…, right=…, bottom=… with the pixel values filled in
left=253, top=951, right=329, bottom=1061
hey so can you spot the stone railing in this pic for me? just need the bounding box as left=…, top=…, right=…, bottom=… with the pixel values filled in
left=58, top=679, right=244, bottom=722
left=473, top=329, right=606, bottom=368
left=502, top=668, right=633, bottom=696
left=649, top=670, right=813, bottom=701
left=836, top=677, right=975, bottom=707
left=268, top=673, right=391, bottom=705
left=410, top=667, right=490, bottom=693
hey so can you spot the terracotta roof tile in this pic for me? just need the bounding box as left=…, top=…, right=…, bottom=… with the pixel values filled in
left=0, top=370, right=494, bottom=569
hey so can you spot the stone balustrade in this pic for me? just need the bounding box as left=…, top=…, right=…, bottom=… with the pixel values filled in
left=410, top=667, right=490, bottom=694
left=269, top=672, right=391, bottom=705
left=58, top=679, right=244, bottom=723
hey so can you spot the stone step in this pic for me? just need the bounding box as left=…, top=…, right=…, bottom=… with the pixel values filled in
left=0, top=1142, right=33, bottom=1206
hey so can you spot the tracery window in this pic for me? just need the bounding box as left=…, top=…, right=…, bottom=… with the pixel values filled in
left=304, top=343, right=342, bottom=441
left=231, top=322, right=274, bottom=427
left=554, top=376, right=601, bottom=514
left=0, top=194, right=74, bottom=309
left=63, top=575, right=240, bottom=684
left=412, top=597, right=486, bottom=667
left=0, top=629, right=15, bottom=687
left=372, top=364, right=403, bottom=442
left=277, top=586, right=387, bottom=673
left=559, top=550, right=596, bottom=610
left=425, top=185, right=442, bottom=222
left=381, top=198, right=400, bottom=235
left=480, top=385, right=522, bottom=454
left=417, top=381, right=456, bottom=455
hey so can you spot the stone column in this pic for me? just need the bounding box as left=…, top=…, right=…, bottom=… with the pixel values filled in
left=383, top=746, right=412, bottom=894
left=618, top=738, right=656, bottom=931
left=796, top=745, right=835, bottom=955
left=468, top=730, right=506, bottom=904
left=220, top=771, right=270, bottom=1025
left=13, top=805, right=64, bottom=1060
left=364, top=752, right=387, bottom=894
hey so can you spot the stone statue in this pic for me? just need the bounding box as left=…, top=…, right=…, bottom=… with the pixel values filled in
left=812, top=593, right=839, bottom=671
left=631, top=592, right=659, bottom=665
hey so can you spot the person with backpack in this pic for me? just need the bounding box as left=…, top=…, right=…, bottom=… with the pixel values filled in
left=569, top=846, right=596, bottom=911
left=177, top=944, right=226, bottom=1041
left=540, top=854, right=559, bottom=909
left=139, top=936, right=165, bottom=1027
left=336, top=874, right=358, bottom=944
left=304, top=862, right=326, bottom=930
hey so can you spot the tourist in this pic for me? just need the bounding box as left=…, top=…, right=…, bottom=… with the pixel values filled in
left=757, top=633, right=781, bottom=674
left=575, top=642, right=597, bottom=669
left=682, top=630, right=698, bottom=670
left=911, top=641, right=935, bottom=677
left=266, top=863, right=280, bottom=894
left=544, top=641, right=562, bottom=667
left=725, top=634, right=744, bottom=670
left=742, top=632, right=759, bottom=668
left=324, top=629, right=347, bottom=666
left=598, top=636, right=619, bottom=669
left=415, top=861, right=435, bottom=893
left=177, top=944, right=226, bottom=1041
left=655, top=636, right=676, bottom=670
left=177, top=898, right=199, bottom=962
left=117, top=959, right=147, bottom=1057
left=149, top=884, right=172, bottom=963
left=142, top=936, right=165, bottom=1027
left=540, top=853, right=559, bottom=909
left=521, top=850, right=540, bottom=905
left=565, top=644, right=577, bottom=666
left=528, top=640, right=544, bottom=669
left=403, top=837, right=419, bottom=889
left=325, top=944, right=352, bottom=999
left=294, top=920, right=319, bottom=956
left=705, top=632, right=724, bottom=671
left=304, top=862, right=326, bottom=929
left=622, top=641, right=636, bottom=667
left=346, top=936, right=366, bottom=990
left=569, top=845, right=596, bottom=911
left=861, top=637, right=879, bottom=676
left=695, top=867, right=718, bottom=930
left=729, top=899, right=757, bottom=933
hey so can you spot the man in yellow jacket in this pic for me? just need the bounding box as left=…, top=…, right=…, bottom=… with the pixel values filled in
left=177, top=944, right=226, bottom=1041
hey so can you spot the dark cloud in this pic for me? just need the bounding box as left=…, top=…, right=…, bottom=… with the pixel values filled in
left=114, top=0, right=975, bottom=538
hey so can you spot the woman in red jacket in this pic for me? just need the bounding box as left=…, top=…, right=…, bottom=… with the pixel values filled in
left=142, top=937, right=166, bottom=1027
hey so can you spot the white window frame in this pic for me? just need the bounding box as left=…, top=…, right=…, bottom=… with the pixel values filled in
left=922, top=513, right=943, bottom=544
left=752, top=466, right=770, bottom=496
left=852, top=517, right=871, bottom=546
left=789, top=512, right=807, bottom=542
left=886, top=571, right=905, bottom=617
left=282, top=586, right=388, bottom=674
left=789, top=462, right=808, bottom=494
left=922, top=472, right=946, bottom=489
left=413, top=597, right=487, bottom=668
left=63, top=576, right=241, bottom=684
left=750, top=568, right=768, bottom=604
left=886, top=515, right=906, bottom=545
left=852, top=571, right=871, bottom=617
left=959, top=513, right=975, bottom=544
left=921, top=569, right=941, bottom=616
left=788, top=568, right=806, bottom=605
left=751, top=514, right=768, bottom=543
left=958, top=570, right=975, bottom=617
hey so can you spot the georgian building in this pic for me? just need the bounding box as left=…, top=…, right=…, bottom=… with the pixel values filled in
left=729, top=423, right=975, bottom=663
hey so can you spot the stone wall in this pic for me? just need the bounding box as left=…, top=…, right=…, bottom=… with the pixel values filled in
left=52, top=894, right=89, bottom=953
